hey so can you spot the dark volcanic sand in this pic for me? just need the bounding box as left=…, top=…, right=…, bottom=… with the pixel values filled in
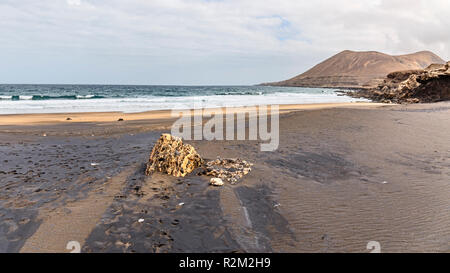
left=0, top=103, right=449, bottom=252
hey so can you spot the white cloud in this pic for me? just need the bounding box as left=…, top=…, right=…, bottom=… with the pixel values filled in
left=0, top=0, right=449, bottom=84
left=67, top=0, right=81, bottom=6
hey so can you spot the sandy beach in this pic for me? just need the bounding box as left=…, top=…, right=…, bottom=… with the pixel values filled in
left=0, top=102, right=377, bottom=126
left=1, top=101, right=449, bottom=253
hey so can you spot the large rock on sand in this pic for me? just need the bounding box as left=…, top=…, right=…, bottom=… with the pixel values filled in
left=145, top=134, right=204, bottom=177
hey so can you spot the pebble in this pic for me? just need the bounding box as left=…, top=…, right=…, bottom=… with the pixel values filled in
left=210, top=178, right=224, bottom=186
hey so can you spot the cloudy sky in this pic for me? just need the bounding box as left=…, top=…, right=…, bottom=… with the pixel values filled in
left=1, top=0, right=449, bottom=85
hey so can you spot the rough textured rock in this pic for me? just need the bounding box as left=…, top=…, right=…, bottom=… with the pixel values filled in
left=348, top=61, right=450, bottom=103
left=200, top=158, right=253, bottom=185
left=145, top=134, right=204, bottom=177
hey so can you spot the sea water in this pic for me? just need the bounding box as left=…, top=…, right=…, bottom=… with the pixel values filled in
left=0, top=84, right=368, bottom=114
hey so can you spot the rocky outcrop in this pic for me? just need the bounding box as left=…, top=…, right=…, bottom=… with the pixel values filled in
left=145, top=134, right=204, bottom=177
left=199, top=158, right=253, bottom=185
left=348, top=61, right=450, bottom=103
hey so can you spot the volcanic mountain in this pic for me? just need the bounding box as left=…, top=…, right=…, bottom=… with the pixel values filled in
left=262, top=50, right=445, bottom=88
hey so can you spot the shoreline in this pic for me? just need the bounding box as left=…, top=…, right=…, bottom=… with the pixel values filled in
left=0, top=102, right=382, bottom=126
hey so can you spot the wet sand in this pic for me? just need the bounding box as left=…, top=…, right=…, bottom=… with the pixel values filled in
left=0, top=102, right=449, bottom=252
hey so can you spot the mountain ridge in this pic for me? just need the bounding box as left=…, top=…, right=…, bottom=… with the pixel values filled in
left=261, top=50, right=445, bottom=88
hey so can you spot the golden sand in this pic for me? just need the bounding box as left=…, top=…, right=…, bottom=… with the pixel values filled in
left=0, top=102, right=381, bottom=126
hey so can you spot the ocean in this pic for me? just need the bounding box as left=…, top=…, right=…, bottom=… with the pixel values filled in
left=0, top=84, right=368, bottom=114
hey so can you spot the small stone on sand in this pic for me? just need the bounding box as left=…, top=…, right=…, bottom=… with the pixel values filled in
left=210, top=178, right=224, bottom=186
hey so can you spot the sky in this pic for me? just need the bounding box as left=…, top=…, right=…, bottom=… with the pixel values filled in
left=0, top=0, right=449, bottom=85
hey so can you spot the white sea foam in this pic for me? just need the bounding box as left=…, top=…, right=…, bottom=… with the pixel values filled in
left=76, top=95, right=95, bottom=99
left=19, top=95, right=33, bottom=100
left=0, top=92, right=369, bottom=114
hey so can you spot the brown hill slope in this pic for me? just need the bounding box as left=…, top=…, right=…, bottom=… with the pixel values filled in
left=262, top=50, right=445, bottom=88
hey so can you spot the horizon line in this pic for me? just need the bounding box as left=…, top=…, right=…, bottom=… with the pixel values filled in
left=0, top=83, right=261, bottom=87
